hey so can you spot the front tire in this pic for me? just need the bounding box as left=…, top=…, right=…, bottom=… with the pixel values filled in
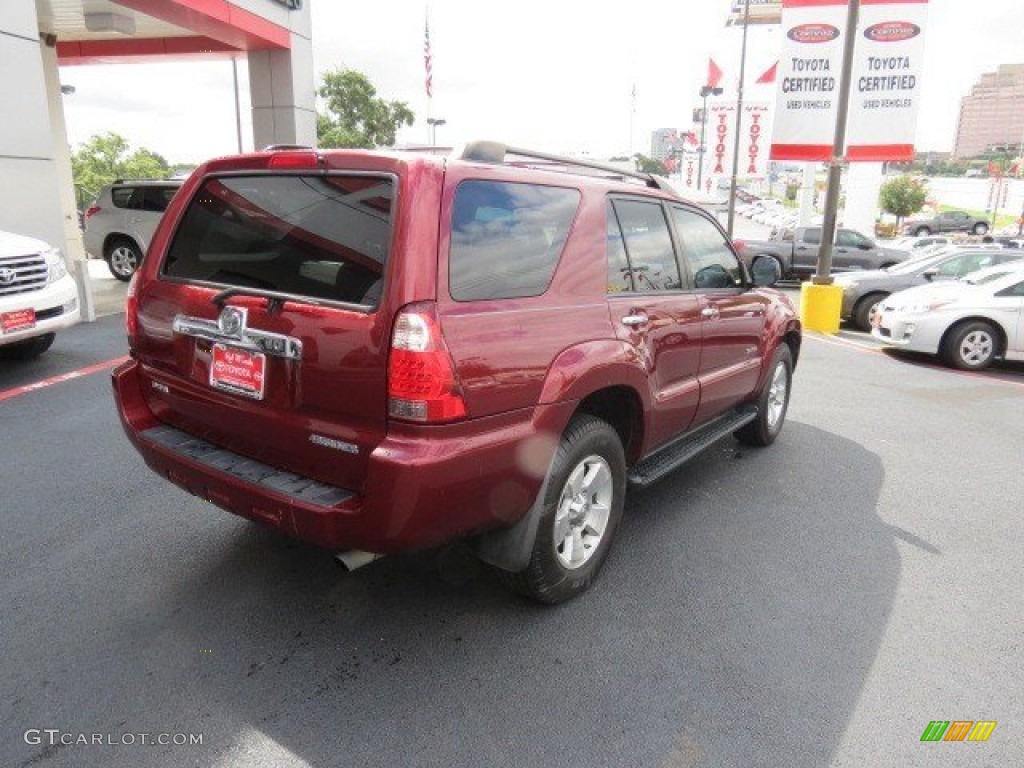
left=736, top=345, right=793, bottom=447
left=972, top=222, right=989, bottom=236
left=1, top=333, right=55, bottom=360
left=499, top=415, right=626, bottom=604
left=914, top=226, right=931, bottom=236
left=943, top=321, right=998, bottom=370
left=853, top=293, right=888, bottom=332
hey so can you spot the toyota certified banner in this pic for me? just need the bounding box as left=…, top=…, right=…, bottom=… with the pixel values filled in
left=770, top=0, right=929, bottom=162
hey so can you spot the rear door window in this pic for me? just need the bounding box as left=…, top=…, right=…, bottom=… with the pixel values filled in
left=112, top=187, right=140, bottom=209
left=142, top=186, right=177, bottom=212
left=611, top=199, right=682, bottom=292
left=449, top=180, right=580, bottom=301
left=162, top=174, right=393, bottom=307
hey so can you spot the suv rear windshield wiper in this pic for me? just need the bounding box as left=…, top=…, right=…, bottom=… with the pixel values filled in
left=211, top=285, right=328, bottom=310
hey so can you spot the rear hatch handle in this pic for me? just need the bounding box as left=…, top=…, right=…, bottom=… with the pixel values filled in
left=172, top=308, right=303, bottom=360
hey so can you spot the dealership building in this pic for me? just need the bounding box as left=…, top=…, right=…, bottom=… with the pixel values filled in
left=0, top=0, right=315, bottom=319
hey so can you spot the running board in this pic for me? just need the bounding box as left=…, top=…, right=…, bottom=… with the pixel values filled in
left=627, top=405, right=758, bottom=488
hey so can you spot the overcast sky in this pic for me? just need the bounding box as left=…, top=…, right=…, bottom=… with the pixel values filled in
left=60, top=0, right=1024, bottom=164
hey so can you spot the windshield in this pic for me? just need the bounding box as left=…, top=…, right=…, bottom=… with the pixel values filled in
left=883, top=250, right=951, bottom=275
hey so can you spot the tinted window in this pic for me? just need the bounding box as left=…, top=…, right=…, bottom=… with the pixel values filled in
left=802, top=228, right=822, bottom=245
left=671, top=206, right=743, bottom=289
left=449, top=180, right=580, bottom=301
left=141, top=186, right=177, bottom=213
left=612, top=199, right=681, bottom=292
left=163, top=174, right=392, bottom=306
left=606, top=201, right=633, bottom=293
left=837, top=229, right=871, bottom=248
left=111, top=187, right=139, bottom=209
left=995, top=280, right=1024, bottom=297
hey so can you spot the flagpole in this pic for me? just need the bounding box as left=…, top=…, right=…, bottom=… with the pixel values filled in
left=726, top=0, right=751, bottom=238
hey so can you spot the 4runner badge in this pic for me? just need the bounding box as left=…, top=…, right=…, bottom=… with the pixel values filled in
left=217, top=306, right=247, bottom=338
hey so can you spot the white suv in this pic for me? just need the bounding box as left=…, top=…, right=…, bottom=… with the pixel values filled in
left=0, top=230, right=80, bottom=359
left=82, top=179, right=182, bottom=281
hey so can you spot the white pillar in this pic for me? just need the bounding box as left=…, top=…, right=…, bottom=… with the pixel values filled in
left=40, top=36, right=95, bottom=320
left=0, top=1, right=64, bottom=247
left=248, top=27, right=315, bottom=149
left=843, top=162, right=885, bottom=237
left=799, top=163, right=817, bottom=226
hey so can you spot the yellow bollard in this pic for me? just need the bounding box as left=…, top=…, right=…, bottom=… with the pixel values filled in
left=799, top=282, right=844, bottom=334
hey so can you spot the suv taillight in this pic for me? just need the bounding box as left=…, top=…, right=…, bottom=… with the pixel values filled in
left=125, top=272, right=140, bottom=352
left=388, top=303, right=467, bottom=423
left=84, top=204, right=101, bottom=220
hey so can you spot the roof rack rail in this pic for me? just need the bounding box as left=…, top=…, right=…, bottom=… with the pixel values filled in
left=458, top=141, right=679, bottom=194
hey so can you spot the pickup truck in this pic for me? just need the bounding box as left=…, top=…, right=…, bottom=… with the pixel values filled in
left=902, top=210, right=989, bottom=237
left=735, top=227, right=909, bottom=280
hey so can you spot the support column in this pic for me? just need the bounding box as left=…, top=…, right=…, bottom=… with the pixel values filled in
left=0, top=1, right=65, bottom=247
left=248, top=26, right=315, bottom=150
left=40, top=36, right=95, bottom=321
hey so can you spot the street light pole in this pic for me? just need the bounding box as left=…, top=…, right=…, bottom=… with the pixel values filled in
left=814, top=0, right=861, bottom=285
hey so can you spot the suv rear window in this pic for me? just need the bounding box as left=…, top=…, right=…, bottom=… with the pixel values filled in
left=449, top=180, right=580, bottom=301
left=162, top=174, right=392, bottom=307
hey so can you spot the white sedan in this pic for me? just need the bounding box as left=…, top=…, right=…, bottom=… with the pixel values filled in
left=871, top=263, right=1024, bottom=370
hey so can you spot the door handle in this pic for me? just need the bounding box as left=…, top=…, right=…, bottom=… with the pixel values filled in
left=621, top=313, right=648, bottom=328
left=701, top=306, right=720, bottom=319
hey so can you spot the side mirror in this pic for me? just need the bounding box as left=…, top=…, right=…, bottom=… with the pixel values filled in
left=922, top=268, right=938, bottom=281
left=750, top=254, right=782, bottom=287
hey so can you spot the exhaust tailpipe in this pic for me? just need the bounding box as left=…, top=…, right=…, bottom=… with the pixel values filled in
left=335, top=550, right=382, bottom=572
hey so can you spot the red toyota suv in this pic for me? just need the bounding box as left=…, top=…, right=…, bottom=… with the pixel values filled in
left=112, top=142, right=801, bottom=603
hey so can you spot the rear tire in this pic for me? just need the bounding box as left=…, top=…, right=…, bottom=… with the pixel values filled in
left=853, top=293, right=888, bottom=332
left=497, top=415, right=626, bottom=604
left=972, top=222, right=989, bottom=236
left=736, top=345, right=792, bottom=447
left=943, top=321, right=998, bottom=371
left=105, top=238, right=142, bottom=282
left=1, top=333, right=55, bottom=360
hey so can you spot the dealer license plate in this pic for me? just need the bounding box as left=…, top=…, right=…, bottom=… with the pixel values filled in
left=210, top=343, right=266, bottom=399
left=1, top=309, right=36, bottom=334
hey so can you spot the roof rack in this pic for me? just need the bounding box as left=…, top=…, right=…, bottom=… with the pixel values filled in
left=457, top=141, right=679, bottom=194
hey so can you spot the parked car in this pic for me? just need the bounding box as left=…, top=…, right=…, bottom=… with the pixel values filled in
left=735, top=226, right=909, bottom=280
left=82, top=179, right=183, bottom=281
left=834, top=247, right=1024, bottom=330
left=872, top=262, right=1024, bottom=370
left=902, top=210, right=990, bottom=237
left=889, top=235, right=951, bottom=252
left=0, top=229, right=80, bottom=359
left=111, top=142, right=802, bottom=603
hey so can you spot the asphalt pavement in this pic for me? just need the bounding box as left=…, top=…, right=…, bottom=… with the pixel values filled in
left=1, top=311, right=1022, bottom=767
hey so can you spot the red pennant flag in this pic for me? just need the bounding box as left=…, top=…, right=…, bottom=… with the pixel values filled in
left=756, top=62, right=777, bottom=85
left=707, top=58, right=723, bottom=89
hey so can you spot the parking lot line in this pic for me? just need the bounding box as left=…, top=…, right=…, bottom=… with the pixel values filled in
left=0, top=355, right=129, bottom=404
left=806, top=332, right=1024, bottom=391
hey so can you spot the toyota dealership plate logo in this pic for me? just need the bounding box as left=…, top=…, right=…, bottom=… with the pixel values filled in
left=787, top=24, right=840, bottom=44
left=864, top=21, right=921, bottom=42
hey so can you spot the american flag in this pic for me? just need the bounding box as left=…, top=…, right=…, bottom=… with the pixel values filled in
left=424, top=18, right=433, bottom=98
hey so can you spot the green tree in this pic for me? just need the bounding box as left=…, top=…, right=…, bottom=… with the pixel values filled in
left=879, top=174, right=927, bottom=227
left=71, top=132, right=170, bottom=204
left=317, top=68, right=414, bottom=148
left=632, top=153, right=668, bottom=175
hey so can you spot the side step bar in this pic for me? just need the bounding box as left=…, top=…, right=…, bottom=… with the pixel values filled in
left=627, top=405, right=758, bottom=488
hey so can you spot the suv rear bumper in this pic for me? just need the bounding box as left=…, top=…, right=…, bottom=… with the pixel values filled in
left=112, top=359, right=567, bottom=554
